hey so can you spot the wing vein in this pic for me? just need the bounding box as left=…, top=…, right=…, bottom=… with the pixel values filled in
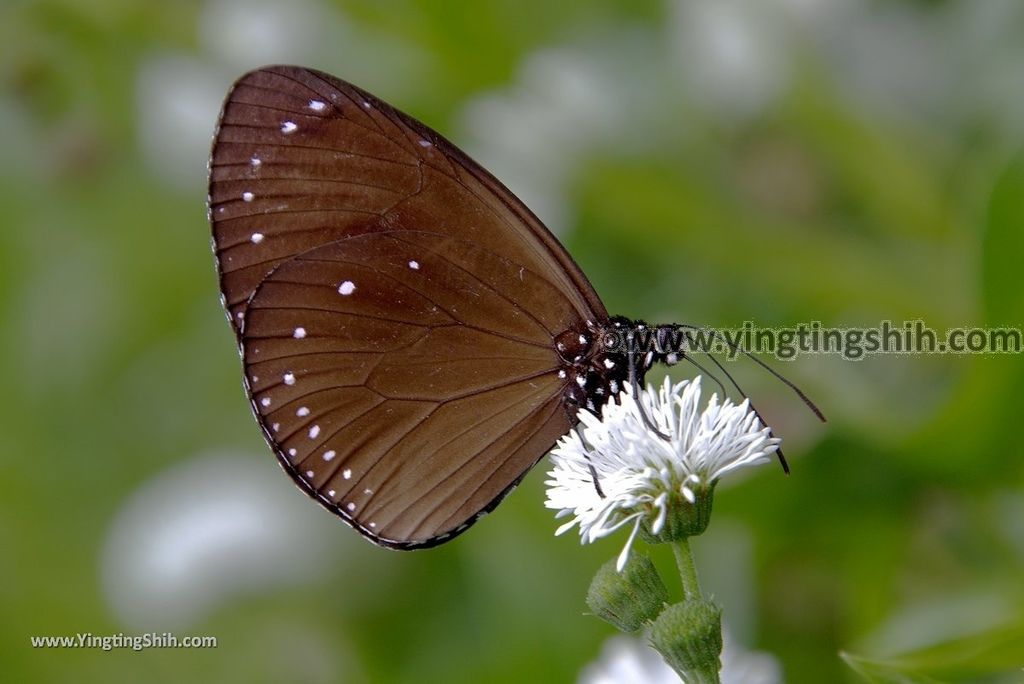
left=387, top=387, right=562, bottom=536
left=212, top=138, right=419, bottom=168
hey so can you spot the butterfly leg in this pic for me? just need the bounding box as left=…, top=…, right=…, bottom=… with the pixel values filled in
left=563, top=402, right=605, bottom=498
left=576, top=427, right=606, bottom=499
left=627, top=354, right=671, bottom=440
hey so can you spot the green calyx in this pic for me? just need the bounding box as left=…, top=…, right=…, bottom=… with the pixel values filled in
left=639, top=480, right=716, bottom=545
left=586, top=553, right=669, bottom=633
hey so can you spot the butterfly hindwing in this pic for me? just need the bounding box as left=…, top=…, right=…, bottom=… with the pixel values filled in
left=241, top=230, right=579, bottom=546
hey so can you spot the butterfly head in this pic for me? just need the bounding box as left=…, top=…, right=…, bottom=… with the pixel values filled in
left=556, top=317, right=687, bottom=418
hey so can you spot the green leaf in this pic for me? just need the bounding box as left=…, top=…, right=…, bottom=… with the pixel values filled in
left=983, top=151, right=1024, bottom=324
left=842, top=608, right=1024, bottom=683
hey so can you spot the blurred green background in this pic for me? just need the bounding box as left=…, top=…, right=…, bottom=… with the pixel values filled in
left=3, top=0, right=1024, bottom=682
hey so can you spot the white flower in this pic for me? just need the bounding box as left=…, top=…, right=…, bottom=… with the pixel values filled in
left=545, top=376, right=780, bottom=570
left=579, top=632, right=782, bottom=684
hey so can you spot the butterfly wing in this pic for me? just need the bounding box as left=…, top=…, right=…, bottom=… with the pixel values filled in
left=209, top=66, right=610, bottom=546
left=243, top=230, right=579, bottom=546
left=209, top=65, right=606, bottom=337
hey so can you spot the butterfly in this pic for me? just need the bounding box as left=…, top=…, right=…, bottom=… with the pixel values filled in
left=208, top=66, right=820, bottom=549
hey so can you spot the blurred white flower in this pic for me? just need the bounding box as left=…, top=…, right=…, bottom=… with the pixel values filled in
left=546, top=377, right=779, bottom=571
left=101, top=451, right=343, bottom=630
left=811, top=0, right=950, bottom=121
left=135, top=55, right=230, bottom=192
left=579, top=632, right=782, bottom=684
left=198, top=0, right=325, bottom=71
left=669, top=0, right=791, bottom=119
left=579, top=634, right=680, bottom=684
left=459, top=39, right=651, bottom=232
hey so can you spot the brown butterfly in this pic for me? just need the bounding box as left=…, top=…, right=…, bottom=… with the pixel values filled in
left=208, top=66, right=818, bottom=549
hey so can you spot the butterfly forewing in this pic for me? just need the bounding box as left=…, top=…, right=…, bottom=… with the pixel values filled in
left=241, top=230, right=581, bottom=545
left=209, top=65, right=605, bottom=337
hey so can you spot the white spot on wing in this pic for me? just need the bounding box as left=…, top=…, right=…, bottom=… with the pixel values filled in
left=308, top=425, right=320, bottom=439
left=296, top=406, right=310, bottom=417
left=287, top=448, right=297, bottom=457
left=418, top=139, right=431, bottom=147
left=338, top=281, right=355, bottom=296
left=557, top=369, right=567, bottom=379
left=342, top=469, right=351, bottom=480
left=283, top=371, right=296, bottom=385
left=408, top=260, right=420, bottom=270
left=250, top=233, right=264, bottom=244
left=322, top=450, right=336, bottom=462
left=280, top=121, right=297, bottom=134
left=250, top=156, right=261, bottom=167
left=293, top=327, right=306, bottom=339
left=327, top=489, right=336, bottom=497
left=305, top=470, right=314, bottom=478
left=346, top=502, right=356, bottom=512
left=603, top=358, right=615, bottom=369
left=307, top=99, right=326, bottom=111
left=260, top=397, right=271, bottom=407
left=242, top=191, right=254, bottom=202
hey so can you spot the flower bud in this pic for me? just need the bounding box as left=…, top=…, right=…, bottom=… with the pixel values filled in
left=648, top=599, right=723, bottom=682
left=586, top=553, right=669, bottom=633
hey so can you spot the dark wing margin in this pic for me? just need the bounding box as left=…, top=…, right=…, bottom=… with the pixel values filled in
left=241, top=231, right=580, bottom=547
left=208, top=65, right=606, bottom=339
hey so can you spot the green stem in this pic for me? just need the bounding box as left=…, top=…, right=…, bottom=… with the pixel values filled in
left=671, top=538, right=701, bottom=600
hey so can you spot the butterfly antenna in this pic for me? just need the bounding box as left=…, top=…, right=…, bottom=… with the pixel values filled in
left=680, top=354, right=728, bottom=398
left=688, top=349, right=790, bottom=474
left=677, top=324, right=825, bottom=422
